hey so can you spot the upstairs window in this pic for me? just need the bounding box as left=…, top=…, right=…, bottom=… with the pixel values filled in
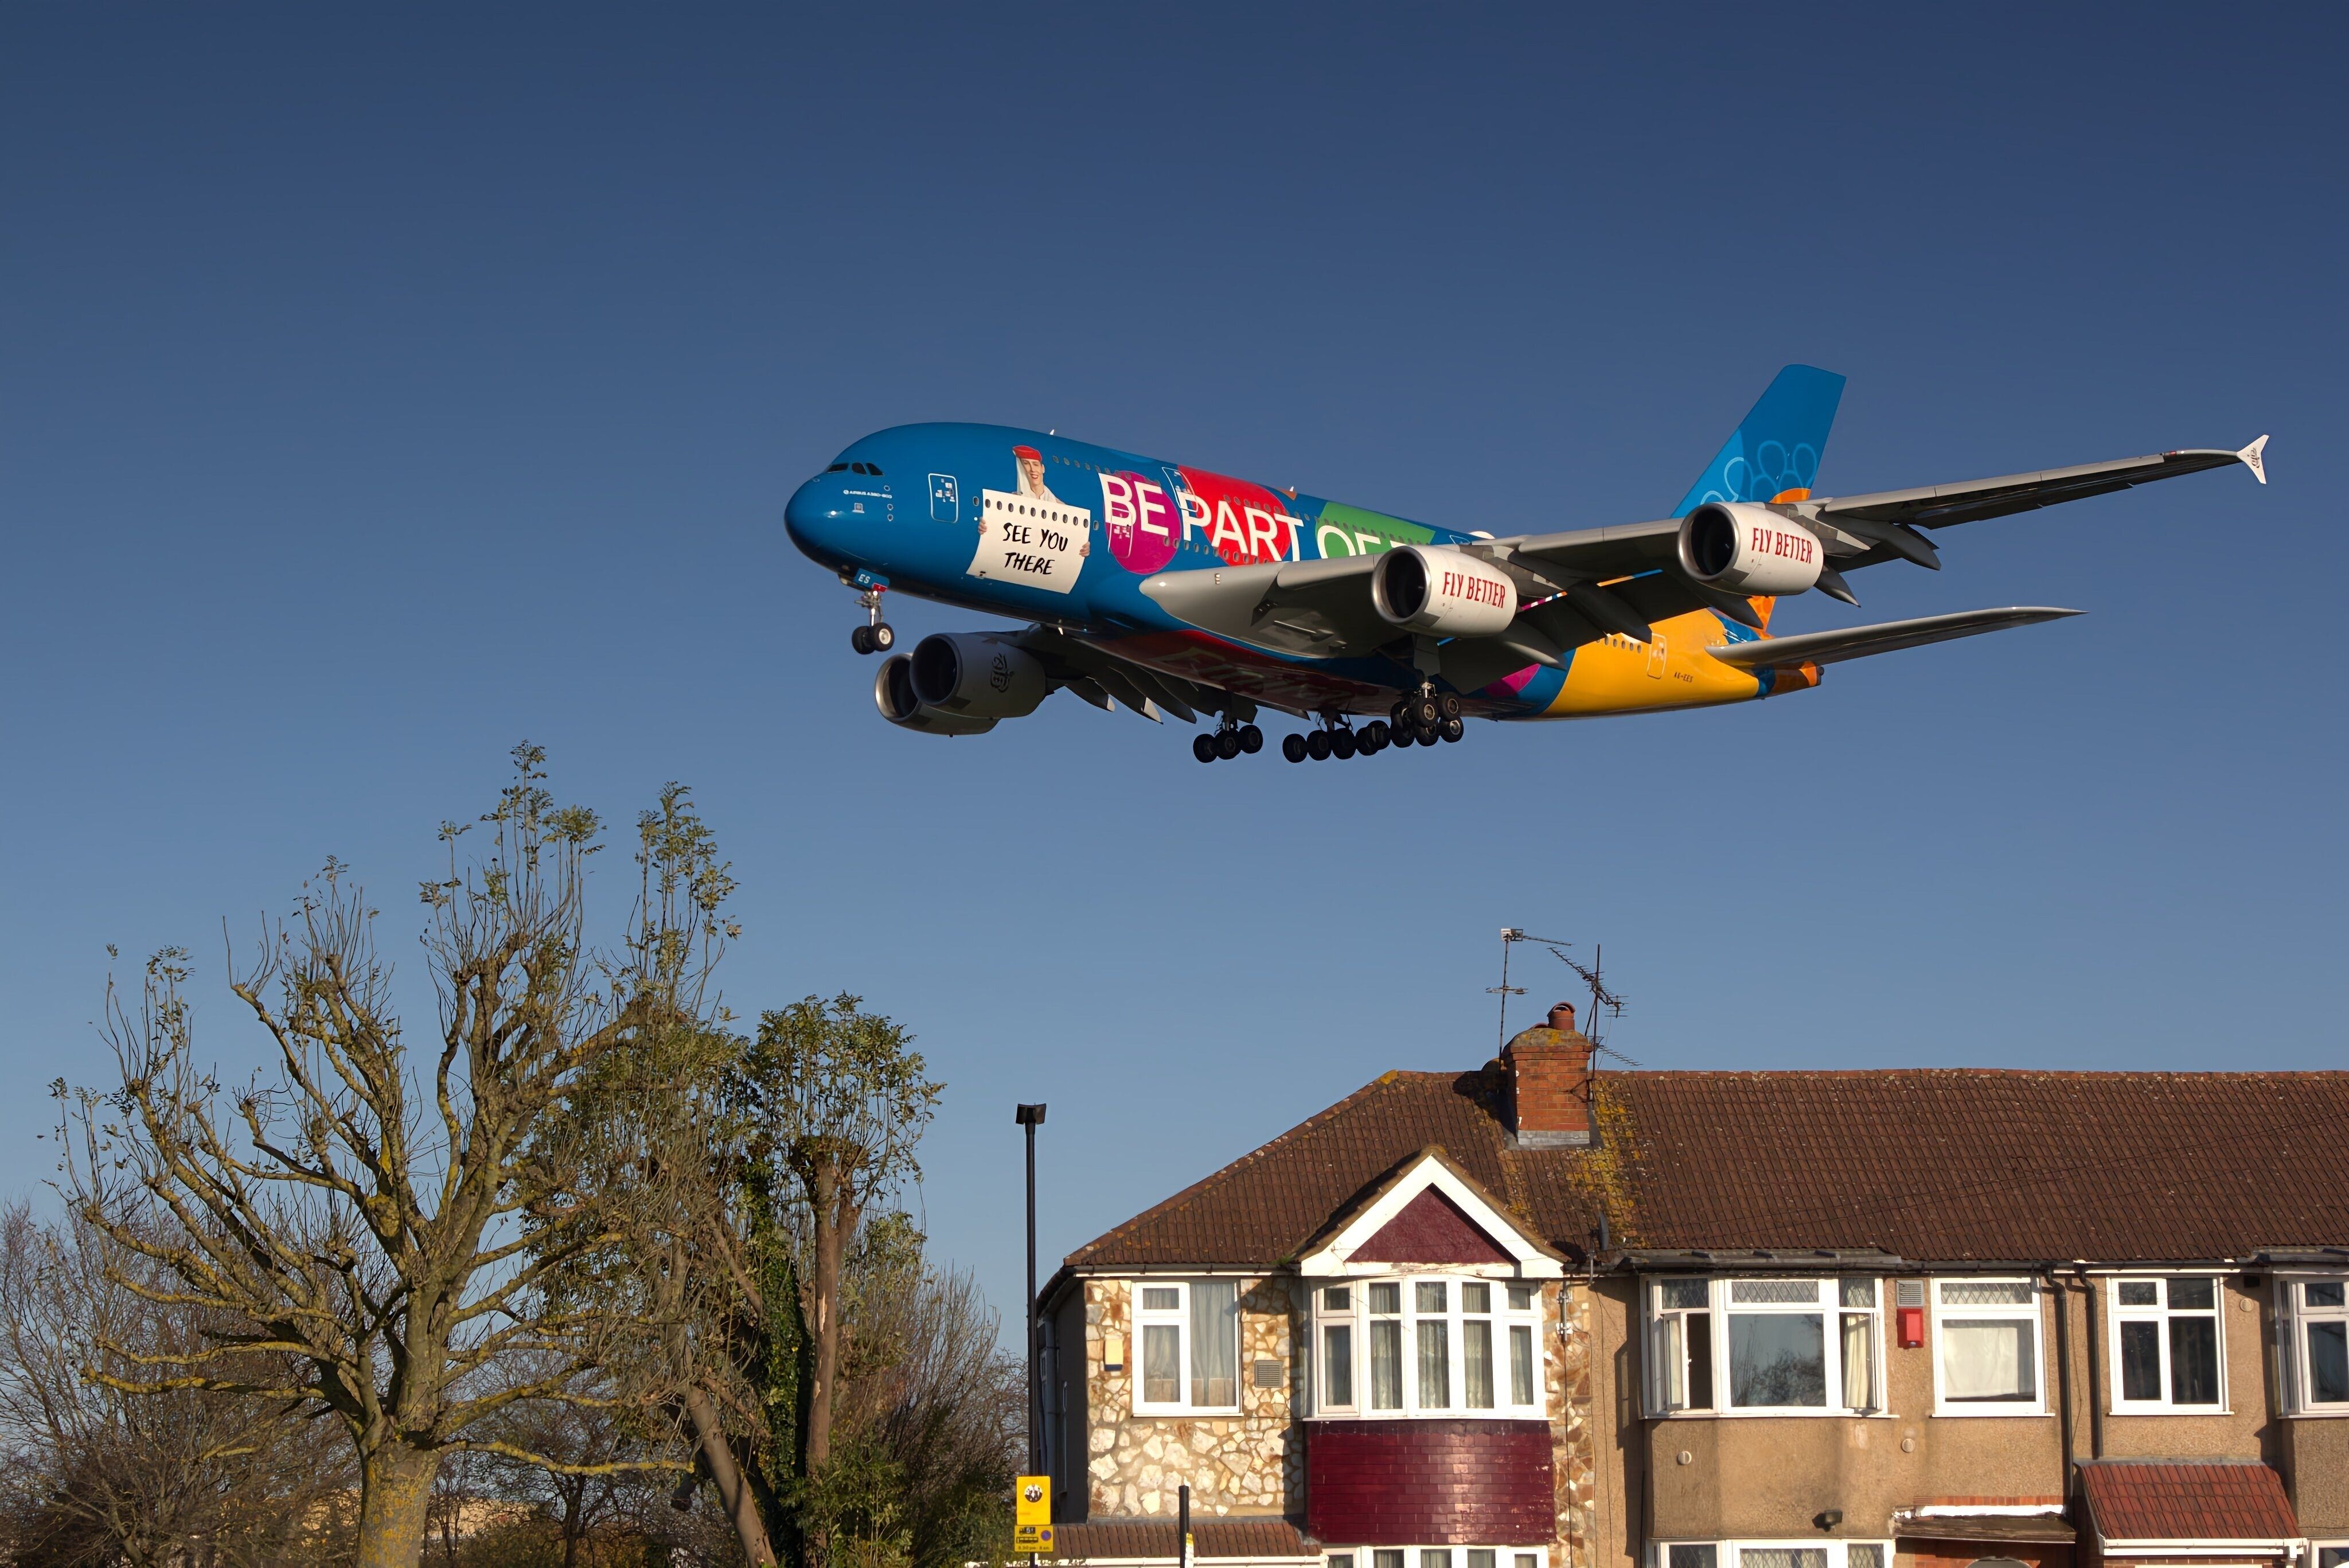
left=2108, top=1276, right=2223, bottom=1411
left=1933, top=1278, right=2044, bottom=1414
left=2279, top=1276, right=2349, bottom=1413
left=1312, top=1275, right=1543, bottom=1418
left=1133, top=1280, right=1240, bottom=1414
left=1646, top=1278, right=1881, bottom=1416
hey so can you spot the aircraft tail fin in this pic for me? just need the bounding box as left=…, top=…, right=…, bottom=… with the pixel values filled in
left=1672, top=364, right=1847, bottom=517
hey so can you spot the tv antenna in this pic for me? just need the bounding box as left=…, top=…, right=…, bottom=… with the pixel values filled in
left=1492, top=928, right=1632, bottom=1058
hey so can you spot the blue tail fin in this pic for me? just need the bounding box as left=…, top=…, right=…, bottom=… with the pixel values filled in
left=1672, top=364, right=1847, bottom=516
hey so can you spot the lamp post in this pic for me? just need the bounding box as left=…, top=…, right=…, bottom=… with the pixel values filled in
left=1014, top=1103, right=1047, bottom=1478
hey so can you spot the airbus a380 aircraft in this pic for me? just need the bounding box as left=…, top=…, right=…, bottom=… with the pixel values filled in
left=783, top=366, right=2266, bottom=763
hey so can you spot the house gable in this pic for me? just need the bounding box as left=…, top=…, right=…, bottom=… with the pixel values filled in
left=1351, top=1187, right=1512, bottom=1265
left=1297, top=1148, right=1564, bottom=1278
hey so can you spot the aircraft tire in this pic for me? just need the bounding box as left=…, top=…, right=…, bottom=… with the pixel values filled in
left=1408, top=695, right=1441, bottom=730
left=850, top=625, right=875, bottom=654
left=1193, top=734, right=1219, bottom=764
left=1437, top=692, right=1462, bottom=721
left=1332, top=730, right=1358, bottom=760
left=1362, top=721, right=1390, bottom=751
left=1306, top=731, right=1332, bottom=762
left=1239, top=724, right=1263, bottom=754
left=872, top=622, right=896, bottom=652
left=1389, top=726, right=1413, bottom=748
left=1215, top=728, right=1243, bottom=760
left=1441, top=716, right=1465, bottom=743
left=1282, top=733, right=1309, bottom=763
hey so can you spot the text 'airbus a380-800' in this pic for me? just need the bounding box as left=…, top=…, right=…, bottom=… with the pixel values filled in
left=784, top=367, right=2266, bottom=764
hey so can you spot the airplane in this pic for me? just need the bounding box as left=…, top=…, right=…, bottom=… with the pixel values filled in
left=782, top=366, right=2267, bottom=764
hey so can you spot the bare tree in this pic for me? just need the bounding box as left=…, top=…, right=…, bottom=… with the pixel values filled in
left=60, top=748, right=733, bottom=1568
left=0, top=1202, right=354, bottom=1567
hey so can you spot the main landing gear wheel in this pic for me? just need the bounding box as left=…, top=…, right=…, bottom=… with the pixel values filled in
left=1193, top=734, right=1219, bottom=764
left=1305, top=730, right=1333, bottom=761
left=1441, top=715, right=1465, bottom=743
left=1195, top=720, right=1264, bottom=764
left=1282, top=733, right=1309, bottom=763
left=1331, top=729, right=1357, bottom=760
left=1215, top=728, right=1243, bottom=761
left=1238, top=724, right=1263, bottom=754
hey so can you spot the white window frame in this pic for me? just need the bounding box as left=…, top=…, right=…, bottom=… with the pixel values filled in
left=1130, top=1278, right=1242, bottom=1417
left=2105, top=1273, right=2229, bottom=1414
left=1929, top=1276, right=2049, bottom=1417
left=1650, top=1539, right=1894, bottom=1568
left=2309, top=1542, right=2348, bottom=1568
left=1339, top=1546, right=1550, bottom=1568
left=1309, top=1273, right=1544, bottom=1420
left=1643, top=1277, right=1885, bottom=1418
left=2275, top=1273, right=2349, bottom=1416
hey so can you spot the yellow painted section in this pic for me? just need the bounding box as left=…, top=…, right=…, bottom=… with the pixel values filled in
left=1536, top=607, right=1774, bottom=717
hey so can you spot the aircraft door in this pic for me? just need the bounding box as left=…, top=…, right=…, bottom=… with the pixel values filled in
left=928, top=473, right=959, bottom=524
left=1646, top=633, right=1668, bottom=678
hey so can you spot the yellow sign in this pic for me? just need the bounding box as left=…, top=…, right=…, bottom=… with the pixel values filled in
left=1014, top=1476, right=1052, bottom=1554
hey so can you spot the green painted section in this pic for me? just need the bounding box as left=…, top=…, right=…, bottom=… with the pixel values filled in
left=1311, top=500, right=1436, bottom=557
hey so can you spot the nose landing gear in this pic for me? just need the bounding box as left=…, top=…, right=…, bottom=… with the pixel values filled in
left=848, top=587, right=895, bottom=656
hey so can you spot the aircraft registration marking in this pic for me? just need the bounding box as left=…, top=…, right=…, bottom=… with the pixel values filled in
left=971, top=489, right=1091, bottom=595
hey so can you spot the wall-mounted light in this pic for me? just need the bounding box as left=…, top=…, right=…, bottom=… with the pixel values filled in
left=1815, top=1511, right=1844, bottom=1532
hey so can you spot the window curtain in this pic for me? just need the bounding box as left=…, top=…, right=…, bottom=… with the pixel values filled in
left=1191, top=1280, right=1238, bottom=1406
left=1464, top=1320, right=1495, bottom=1408
left=1941, top=1320, right=2031, bottom=1400
left=1142, top=1323, right=1180, bottom=1404
left=1841, top=1312, right=1876, bottom=1410
left=1417, top=1318, right=1451, bottom=1409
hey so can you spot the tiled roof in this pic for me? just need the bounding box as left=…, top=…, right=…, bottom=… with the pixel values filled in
left=2078, top=1458, right=2300, bottom=1543
left=1049, top=1519, right=1314, bottom=1561
left=1062, top=1059, right=2349, bottom=1271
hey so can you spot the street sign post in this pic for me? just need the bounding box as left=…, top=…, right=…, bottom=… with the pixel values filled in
left=1015, top=1474, right=1053, bottom=1557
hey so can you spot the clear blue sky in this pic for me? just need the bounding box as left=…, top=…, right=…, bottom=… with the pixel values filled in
left=4, top=6, right=2342, bottom=1335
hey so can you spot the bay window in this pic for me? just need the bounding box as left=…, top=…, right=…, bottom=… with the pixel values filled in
left=1310, top=1274, right=1544, bottom=1417
left=2108, top=1276, right=2223, bottom=1411
left=1659, top=1542, right=1888, bottom=1568
left=2278, top=1276, right=2349, bottom=1413
left=1932, top=1278, right=2044, bottom=1414
left=1133, top=1279, right=1240, bottom=1414
left=1645, top=1278, right=1882, bottom=1415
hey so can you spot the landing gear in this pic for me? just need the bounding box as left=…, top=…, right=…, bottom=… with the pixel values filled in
left=1281, top=733, right=1309, bottom=763
left=1305, top=730, right=1332, bottom=761
left=1193, top=720, right=1263, bottom=765
left=1391, top=687, right=1464, bottom=747
left=849, top=587, right=893, bottom=656
left=1287, top=713, right=1390, bottom=762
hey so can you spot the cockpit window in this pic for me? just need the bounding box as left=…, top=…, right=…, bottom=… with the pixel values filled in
left=865, top=464, right=883, bottom=476
left=826, top=463, right=849, bottom=473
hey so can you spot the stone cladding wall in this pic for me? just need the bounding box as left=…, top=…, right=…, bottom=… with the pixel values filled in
left=1083, top=1277, right=1304, bottom=1518
left=1548, top=1280, right=1598, bottom=1564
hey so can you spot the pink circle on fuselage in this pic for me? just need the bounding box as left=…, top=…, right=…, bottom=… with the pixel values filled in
left=1101, top=470, right=1181, bottom=574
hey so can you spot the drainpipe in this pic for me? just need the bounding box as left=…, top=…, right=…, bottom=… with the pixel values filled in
left=2044, top=1265, right=2075, bottom=1492
left=2075, top=1265, right=2104, bottom=1458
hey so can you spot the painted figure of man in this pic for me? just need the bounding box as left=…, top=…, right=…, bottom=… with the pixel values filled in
left=1014, top=444, right=1062, bottom=505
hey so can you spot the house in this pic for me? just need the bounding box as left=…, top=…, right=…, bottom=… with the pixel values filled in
left=1036, top=1022, right=2349, bottom=1568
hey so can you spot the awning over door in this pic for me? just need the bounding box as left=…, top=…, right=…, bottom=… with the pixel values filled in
left=2078, top=1459, right=2301, bottom=1565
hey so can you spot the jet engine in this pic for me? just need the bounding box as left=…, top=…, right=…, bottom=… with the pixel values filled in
left=1371, top=545, right=1518, bottom=636
left=1677, top=502, right=1824, bottom=596
left=907, top=633, right=1051, bottom=719
left=873, top=654, right=998, bottom=735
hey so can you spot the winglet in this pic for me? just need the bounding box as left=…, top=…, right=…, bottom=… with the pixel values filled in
left=2238, top=434, right=2269, bottom=485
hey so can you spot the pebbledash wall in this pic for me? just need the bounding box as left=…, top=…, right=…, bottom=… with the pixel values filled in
left=1062, top=1274, right=1603, bottom=1562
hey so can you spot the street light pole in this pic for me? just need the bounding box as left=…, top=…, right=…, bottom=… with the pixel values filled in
left=1014, top=1103, right=1047, bottom=1479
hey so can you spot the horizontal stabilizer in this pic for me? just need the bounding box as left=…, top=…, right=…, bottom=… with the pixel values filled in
left=1706, top=607, right=2081, bottom=669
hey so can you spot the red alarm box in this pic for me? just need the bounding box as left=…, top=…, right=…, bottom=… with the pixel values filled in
left=1897, top=1305, right=1925, bottom=1348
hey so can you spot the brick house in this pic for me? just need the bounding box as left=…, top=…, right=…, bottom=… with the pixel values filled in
left=1035, top=1024, right=2349, bottom=1568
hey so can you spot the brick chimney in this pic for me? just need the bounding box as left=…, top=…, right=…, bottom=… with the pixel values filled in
left=1501, top=1011, right=1595, bottom=1149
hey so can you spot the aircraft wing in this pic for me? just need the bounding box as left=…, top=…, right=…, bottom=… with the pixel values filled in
left=1703, top=606, right=2081, bottom=670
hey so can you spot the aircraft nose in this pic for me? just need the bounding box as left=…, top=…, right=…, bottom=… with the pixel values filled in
left=785, top=473, right=856, bottom=568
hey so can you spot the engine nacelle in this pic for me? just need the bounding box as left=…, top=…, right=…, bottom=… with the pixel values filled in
left=907, top=633, right=1051, bottom=719
left=1372, top=545, right=1518, bottom=636
left=874, top=654, right=997, bottom=735
left=1677, top=502, right=1824, bottom=596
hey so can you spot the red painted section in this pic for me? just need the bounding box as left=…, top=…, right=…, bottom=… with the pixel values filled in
left=1352, top=1189, right=1512, bottom=1266
left=1306, top=1419, right=1554, bottom=1545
